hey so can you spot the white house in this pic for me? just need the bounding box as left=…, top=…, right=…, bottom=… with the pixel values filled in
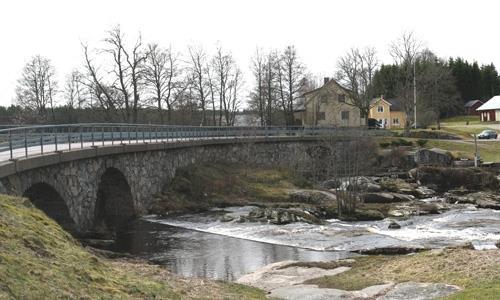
left=476, top=95, right=500, bottom=122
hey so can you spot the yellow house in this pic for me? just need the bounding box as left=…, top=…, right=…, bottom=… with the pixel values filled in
left=301, top=78, right=364, bottom=127
left=368, top=97, right=406, bottom=129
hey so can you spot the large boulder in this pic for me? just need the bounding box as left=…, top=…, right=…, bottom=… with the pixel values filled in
left=415, top=148, right=453, bottom=167
left=362, top=192, right=414, bottom=203
left=412, top=167, right=499, bottom=192
left=445, top=191, right=500, bottom=209
left=415, top=186, right=436, bottom=198
left=289, top=190, right=335, bottom=204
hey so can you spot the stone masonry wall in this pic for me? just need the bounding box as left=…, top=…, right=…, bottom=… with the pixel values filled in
left=0, top=140, right=320, bottom=233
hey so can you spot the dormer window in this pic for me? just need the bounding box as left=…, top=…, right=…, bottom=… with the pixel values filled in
left=377, top=106, right=384, bottom=112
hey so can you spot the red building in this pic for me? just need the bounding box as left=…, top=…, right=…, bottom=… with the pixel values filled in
left=477, top=96, right=500, bottom=122
left=464, top=100, right=483, bottom=115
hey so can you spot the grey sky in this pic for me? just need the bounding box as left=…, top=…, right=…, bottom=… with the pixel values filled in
left=1, top=0, right=499, bottom=107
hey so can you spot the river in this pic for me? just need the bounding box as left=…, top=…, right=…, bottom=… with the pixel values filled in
left=114, top=205, right=500, bottom=281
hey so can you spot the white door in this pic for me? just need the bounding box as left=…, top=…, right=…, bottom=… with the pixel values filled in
left=496, top=110, right=500, bottom=121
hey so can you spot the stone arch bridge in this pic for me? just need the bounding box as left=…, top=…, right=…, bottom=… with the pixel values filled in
left=0, top=124, right=376, bottom=235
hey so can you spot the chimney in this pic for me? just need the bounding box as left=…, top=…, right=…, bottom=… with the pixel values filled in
left=323, top=77, right=330, bottom=85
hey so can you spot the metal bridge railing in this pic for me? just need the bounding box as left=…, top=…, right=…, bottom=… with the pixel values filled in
left=0, top=124, right=384, bottom=161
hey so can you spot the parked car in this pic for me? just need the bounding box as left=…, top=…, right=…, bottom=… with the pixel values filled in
left=477, top=130, right=498, bottom=139
left=367, top=118, right=382, bottom=129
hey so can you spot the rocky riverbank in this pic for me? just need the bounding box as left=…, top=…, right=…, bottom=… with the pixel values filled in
left=150, top=163, right=500, bottom=226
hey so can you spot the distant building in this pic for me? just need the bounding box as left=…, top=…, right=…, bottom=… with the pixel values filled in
left=477, top=96, right=500, bottom=122
left=464, top=100, right=483, bottom=115
left=299, top=78, right=364, bottom=127
left=368, top=96, right=406, bottom=129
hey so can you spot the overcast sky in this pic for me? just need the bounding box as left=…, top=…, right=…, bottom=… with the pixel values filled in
left=1, top=0, right=499, bottom=107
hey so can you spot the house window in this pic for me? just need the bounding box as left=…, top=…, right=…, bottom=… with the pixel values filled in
left=338, top=94, right=346, bottom=102
left=317, top=112, right=326, bottom=120
left=377, top=106, right=384, bottom=113
left=392, top=118, right=399, bottom=124
left=341, top=111, right=349, bottom=120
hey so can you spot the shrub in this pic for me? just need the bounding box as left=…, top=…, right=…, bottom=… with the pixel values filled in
left=391, top=138, right=413, bottom=147
left=416, top=139, right=428, bottom=147
left=379, top=142, right=391, bottom=149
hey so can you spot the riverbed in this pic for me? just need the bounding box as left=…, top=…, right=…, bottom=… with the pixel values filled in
left=115, top=205, right=500, bottom=281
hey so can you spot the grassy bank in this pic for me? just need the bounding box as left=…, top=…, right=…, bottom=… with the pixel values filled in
left=151, top=162, right=313, bottom=214
left=0, top=194, right=266, bottom=299
left=305, top=248, right=500, bottom=299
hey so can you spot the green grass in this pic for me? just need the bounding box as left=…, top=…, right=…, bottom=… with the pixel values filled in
left=439, top=126, right=494, bottom=139
left=304, top=249, right=500, bottom=298
left=377, top=136, right=500, bottom=162
left=440, top=115, right=482, bottom=125
left=0, top=194, right=266, bottom=299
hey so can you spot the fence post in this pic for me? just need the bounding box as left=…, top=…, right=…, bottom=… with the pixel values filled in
left=40, top=128, right=44, bottom=155
left=68, top=127, right=71, bottom=150
left=91, top=126, right=95, bottom=147
left=9, top=129, right=13, bottom=160
left=80, top=126, right=83, bottom=149
left=24, top=128, right=28, bottom=158
left=54, top=127, right=58, bottom=152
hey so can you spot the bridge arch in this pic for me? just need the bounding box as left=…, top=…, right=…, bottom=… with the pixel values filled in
left=94, top=167, right=136, bottom=236
left=23, top=182, right=78, bottom=234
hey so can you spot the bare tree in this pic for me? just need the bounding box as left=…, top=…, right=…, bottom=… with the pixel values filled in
left=81, top=43, right=119, bottom=119
left=103, top=25, right=147, bottom=123
left=276, top=45, right=305, bottom=125
left=187, top=46, right=210, bottom=125
left=415, top=50, right=461, bottom=128
left=336, top=47, right=379, bottom=123
left=15, top=55, right=57, bottom=120
left=311, top=134, right=377, bottom=217
left=389, top=31, right=423, bottom=129
left=211, top=45, right=241, bottom=125
left=103, top=26, right=131, bottom=121
left=144, top=44, right=184, bottom=123
left=206, top=66, right=217, bottom=125
left=65, top=69, right=87, bottom=109
left=250, top=48, right=266, bottom=126
left=264, top=51, right=279, bottom=125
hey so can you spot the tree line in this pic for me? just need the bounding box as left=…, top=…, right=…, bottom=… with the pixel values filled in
left=12, top=28, right=500, bottom=127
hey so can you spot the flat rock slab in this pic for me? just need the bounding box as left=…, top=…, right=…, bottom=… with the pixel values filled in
left=270, top=283, right=394, bottom=300
left=269, top=284, right=351, bottom=300
left=236, top=260, right=351, bottom=291
left=239, top=261, right=461, bottom=300
left=377, top=282, right=461, bottom=300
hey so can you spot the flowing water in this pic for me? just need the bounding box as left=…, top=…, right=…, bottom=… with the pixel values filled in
left=115, top=205, right=500, bottom=281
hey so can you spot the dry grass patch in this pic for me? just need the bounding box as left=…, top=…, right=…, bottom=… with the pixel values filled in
left=305, top=249, right=500, bottom=298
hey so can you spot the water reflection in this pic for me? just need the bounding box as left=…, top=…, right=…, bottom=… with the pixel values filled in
left=115, top=219, right=355, bottom=281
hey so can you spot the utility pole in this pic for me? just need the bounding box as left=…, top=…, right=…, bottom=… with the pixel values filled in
left=413, top=59, right=417, bottom=129
left=474, top=133, right=479, bottom=167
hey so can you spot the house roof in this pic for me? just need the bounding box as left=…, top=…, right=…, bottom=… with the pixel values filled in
left=386, top=98, right=403, bottom=111
left=464, top=100, right=483, bottom=108
left=302, top=78, right=351, bottom=97
left=477, top=96, right=500, bottom=111
left=370, top=97, right=403, bottom=112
